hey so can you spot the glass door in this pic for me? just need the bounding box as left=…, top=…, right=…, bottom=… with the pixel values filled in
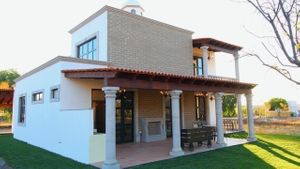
left=165, top=95, right=182, bottom=137
left=116, top=91, right=134, bottom=144
left=165, top=96, right=172, bottom=137
left=195, top=96, right=206, bottom=123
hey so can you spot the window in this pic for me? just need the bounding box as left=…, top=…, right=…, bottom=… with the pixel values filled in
left=19, top=95, right=26, bottom=124
left=50, top=86, right=60, bottom=102
left=195, top=96, right=206, bottom=121
left=193, top=57, right=203, bottom=76
left=77, top=37, right=97, bottom=60
left=32, top=91, right=44, bottom=104
left=131, top=9, right=136, bottom=14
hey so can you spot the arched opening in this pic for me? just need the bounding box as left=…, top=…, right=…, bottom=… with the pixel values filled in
left=131, top=9, right=136, bottom=14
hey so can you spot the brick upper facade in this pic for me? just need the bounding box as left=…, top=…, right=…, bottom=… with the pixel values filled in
left=107, top=7, right=194, bottom=76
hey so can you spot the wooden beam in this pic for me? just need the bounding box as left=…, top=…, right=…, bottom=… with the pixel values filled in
left=107, top=78, right=251, bottom=94
left=207, top=44, right=238, bottom=54
left=64, top=71, right=117, bottom=79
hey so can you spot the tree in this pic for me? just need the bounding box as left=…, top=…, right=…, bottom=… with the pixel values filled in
left=222, top=95, right=237, bottom=117
left=246, top=0, right=300, bottom=85
left=267, top=97, right=289, bottom=116
left=0, top=69, right=20, bottom=87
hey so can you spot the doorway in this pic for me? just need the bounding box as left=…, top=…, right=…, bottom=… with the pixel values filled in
left=92, top=90, right=134, bottom=144
left=116, top=91, right=134, bottom=143
left=195, top=96, right=206, bottom=122
left=164, top=95, right=182, bottom=137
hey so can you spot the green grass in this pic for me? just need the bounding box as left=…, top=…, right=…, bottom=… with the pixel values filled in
left=225, top=131, right=248, bottom=139
left=0, top=134, right=95, bottom=169
left=131, top=133, right=300, bottom=169
left=0, top=133, right=299, bottom=169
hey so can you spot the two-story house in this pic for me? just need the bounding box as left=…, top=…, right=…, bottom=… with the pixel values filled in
left=12, top=1, right=256, bottom=169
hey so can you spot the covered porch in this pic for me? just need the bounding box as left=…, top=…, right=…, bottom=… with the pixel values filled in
left=91, top=137, right=248, bottom=168
left=62, top=67, right=256, bottom=169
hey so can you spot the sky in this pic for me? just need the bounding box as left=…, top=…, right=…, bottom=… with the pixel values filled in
left=0, top=0, right=299, bottom=105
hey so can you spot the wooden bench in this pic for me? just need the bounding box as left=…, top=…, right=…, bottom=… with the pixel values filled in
left=181, top=127, right=215, bottom=151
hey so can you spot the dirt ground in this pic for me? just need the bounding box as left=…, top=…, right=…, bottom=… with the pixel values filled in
left=245, top=117, right=300, bottom=135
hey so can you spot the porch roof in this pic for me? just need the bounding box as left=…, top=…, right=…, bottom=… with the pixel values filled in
left=62, top=67, right=256, bottom=94
left=193, top=38, right=242, bottom=54
left=0, top=89, right=14, bottom=108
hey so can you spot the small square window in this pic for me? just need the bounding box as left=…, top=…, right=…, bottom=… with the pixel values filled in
left=50, top=86, right=60, bottom=102
left=32, top=91, right=44, bottom=104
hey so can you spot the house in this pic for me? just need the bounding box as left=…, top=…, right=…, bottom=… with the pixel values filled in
left=288, top=101, right=298, bottom=114
left=0, top=82, right=14, bottom=125
left=12, top=1, right=256, bottom=169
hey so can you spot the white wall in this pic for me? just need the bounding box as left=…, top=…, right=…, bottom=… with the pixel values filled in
left=288, top=101, right=298, bottom=113
left=207, top=94, right=216, bottom=126
left=60, top=60, right=107, bottom=110
left=13, top=60, right=106, bottom=164
left=71, top=12, right=108, bottom=61
left=208, top=54, right=216, bottom=76
left=60, top=79, right=104, bottom=110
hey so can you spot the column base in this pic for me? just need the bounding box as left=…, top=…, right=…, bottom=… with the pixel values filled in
left=102, top=161, right=120, bottom=169
left=169, top=149, right=184, bottom=157
left=247, top=137, right=257, bottom=142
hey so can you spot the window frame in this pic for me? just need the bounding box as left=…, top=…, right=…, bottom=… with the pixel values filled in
left=195, top=96, right=206, bottom=121
left=77, top=36, right=97, bottom=60
left=50, top=85, right=60, bottom=102
left=193, top=57, right=204, bottom=76
left=32, top=90, right=44, bottom=104
left=18, top=94, right=26, bottom=125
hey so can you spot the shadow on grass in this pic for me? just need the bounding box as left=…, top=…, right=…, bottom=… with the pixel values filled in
left=0, top=134, right=96, bottom=169
left=255, top=138, right=300, bottom=166
left=130, top=144, right=275, bottom=169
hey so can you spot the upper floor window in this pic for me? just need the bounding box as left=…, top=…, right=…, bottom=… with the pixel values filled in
left=131, top=9, right=136, bottom=14
left=32, top=91, right=44, bottom=104
left=19, top=95, right=26, bottom=124
left=77, top=37, right=97, bottom=60
left=193, top=57, right=203, bottom=76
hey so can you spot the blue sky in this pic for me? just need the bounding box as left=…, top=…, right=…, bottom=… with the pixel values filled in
left=0, top=0, right=299, bottom=105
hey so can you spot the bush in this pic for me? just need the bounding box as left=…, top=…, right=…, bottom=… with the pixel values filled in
left=0, top=108, right=12, bottom=122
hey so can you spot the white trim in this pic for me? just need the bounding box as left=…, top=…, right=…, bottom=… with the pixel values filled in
left=69, top=6, right=193, bottom=35
left=14, top=56, right=110, bottom=83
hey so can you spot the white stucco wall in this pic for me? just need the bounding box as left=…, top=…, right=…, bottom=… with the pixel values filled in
left=13, top=60, right=107, bottom=164
left=207, top=95, right=216, bottom=126
left=71, top=12, right=108, bottom=61
left=288, top=101, right=298, bottom=113
left=208, top=54, right=216, bottom=76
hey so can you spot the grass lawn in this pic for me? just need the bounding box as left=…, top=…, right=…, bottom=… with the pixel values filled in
left=0, top=134, right=95, bottom=169
left=0, top=133, right=299, bottom=169
left=131, top=133, right=300, bottom=169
